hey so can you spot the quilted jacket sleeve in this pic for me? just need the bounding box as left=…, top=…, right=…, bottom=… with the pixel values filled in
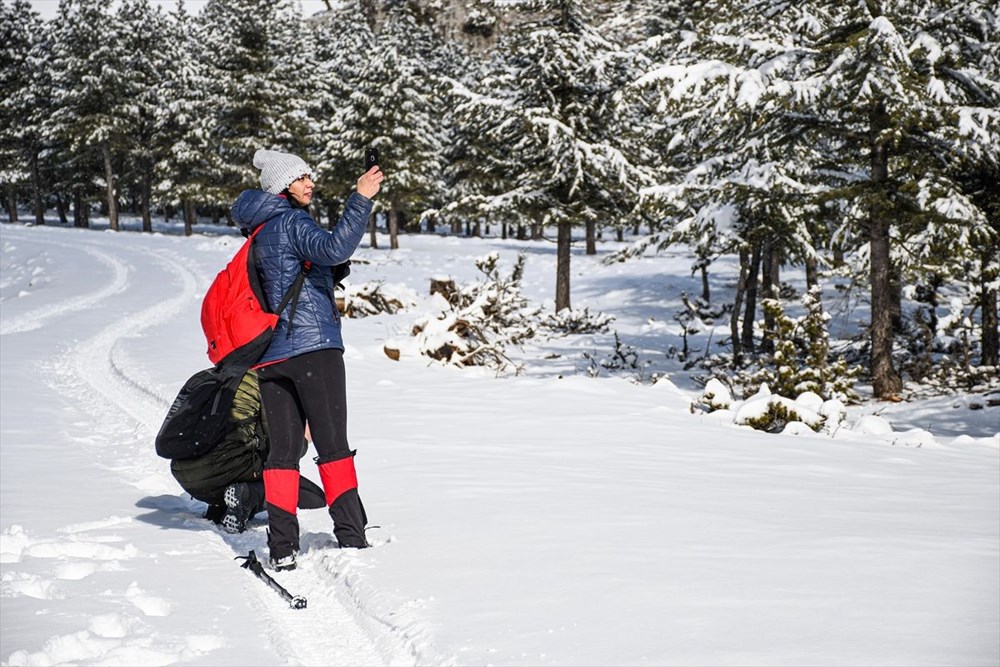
left=286, top=193, right=372, bottom=266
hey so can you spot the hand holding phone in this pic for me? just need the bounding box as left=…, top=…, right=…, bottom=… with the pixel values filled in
left=364, top=147, right=379, bottom=172
left=357, top=148, right=384, bottom=199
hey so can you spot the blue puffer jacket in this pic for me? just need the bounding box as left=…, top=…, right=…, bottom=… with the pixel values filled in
left=230, top=190, right=372, bottom=365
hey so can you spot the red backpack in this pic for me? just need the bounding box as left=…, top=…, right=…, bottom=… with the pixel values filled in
left=201, top=226, right=309, bottom=370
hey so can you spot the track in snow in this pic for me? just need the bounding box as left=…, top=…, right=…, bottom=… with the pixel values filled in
left=6, top=228, right=414, bottom=666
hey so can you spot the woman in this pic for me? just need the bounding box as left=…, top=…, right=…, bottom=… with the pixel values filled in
left=230, top=148, right=384, bottom=570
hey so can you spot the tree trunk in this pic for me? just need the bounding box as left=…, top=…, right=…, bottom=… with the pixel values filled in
left=389, top=208, right=400, bottom=250
left=531, top=222, right=542, bottom=240
left=981, top=247, right=999, bottom=367
left=369, top=212, right=378, bottom=248
left=890, top=263, right=903, bottom=333
left=5, top=186, right=17, bottom=222
left=73, top=188, right=87, bottom=228
left=761, top=239, right=776, bottom=354
left=141, top=173, right=152, bottom=233
left=183, top=199, right=195, bottom=237
left=29, top=149, right=44, bottom=225
left=55, top=195, right=68, bottom=224
left=741, top=243, right=761, bottom=354
left=555, top=221, right=572, bottom=312
left=868, top=98, right=903, bottom=398
left=805, top=256, right=818, bottom=290
left=101, top=142, right=119, bottom=231
left=617, top=228, right=624, bottom=242
left=730, top=248, right=749, bottom=367
left=700, top=263, right=710, bottom=302
left=585, top=219, right=596, bottom=255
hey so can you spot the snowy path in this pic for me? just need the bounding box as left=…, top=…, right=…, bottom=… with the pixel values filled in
left=3, top=224, right=998, bottom=666
left=0, top=240, right=129, bottom=336
left=1, top=226, right=400, bottom=666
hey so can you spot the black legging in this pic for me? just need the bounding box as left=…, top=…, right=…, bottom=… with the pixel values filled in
left=257, top=348, right=350, bottom=466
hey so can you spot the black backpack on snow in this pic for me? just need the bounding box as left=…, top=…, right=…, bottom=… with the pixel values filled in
left=155, top=367, right=244, bottom=460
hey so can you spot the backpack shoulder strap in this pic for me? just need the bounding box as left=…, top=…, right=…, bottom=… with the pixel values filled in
left=276, top=261, right=311, bottom=320
left=247, top=224, right=310, bottom=317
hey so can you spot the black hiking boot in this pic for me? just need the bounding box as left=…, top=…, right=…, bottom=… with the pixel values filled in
left=269, top=552, right=297, bottom=571
left=222, top=482, right=254, bottom=534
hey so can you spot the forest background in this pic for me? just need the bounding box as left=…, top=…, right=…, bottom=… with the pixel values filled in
left=2, top=0, right=998, bottom=407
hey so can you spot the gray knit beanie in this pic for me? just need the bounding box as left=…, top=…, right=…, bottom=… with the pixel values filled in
left=253, top=149, right=313, bottom=195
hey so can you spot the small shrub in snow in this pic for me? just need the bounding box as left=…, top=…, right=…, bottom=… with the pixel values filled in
left=394, top=253, right=540, bottom=373
left=737, top=397, right=823, bottom=434
left=852, top=415, right=893, bottom=436
left=542, top=307, right=615, bottom=335
left=344, top=281, right=417, bottom=318
left=693, top=377, right=732, bottom=411
left=582, top=332, right=651, bottom=381
left=818, top=398, right=847, bottom=435
left=738, top=288, right=860, bottom=403
left=890, top=428, right=938, bottom=448
left=673, top=293, right=730, bottom=363
left=734, top=384, right=824, bottom=434
left=782, top=421, right=815, bottom=436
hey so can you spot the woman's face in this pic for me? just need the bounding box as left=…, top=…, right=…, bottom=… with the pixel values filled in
left=288, top=175, right=314, bottom=206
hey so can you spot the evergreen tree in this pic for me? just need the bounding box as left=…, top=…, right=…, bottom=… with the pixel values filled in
left=313, top=1, right=449, bottom=249
left=48, top=0, right=130, bottom=231
left=457, top=0, right=639, bottom=311
left=366, top=0, right=446, bottom=248
left=442, top=0, right=526, bottom=238
left=307, top=3, right=381, bottom=232
left=630, top=0, right=999, bottom=398
left=195, top=0, right=309, bottom=214
left=154, top=1, right=213, bottom=235
left=117, top=0, right=172, bottom=232
left=446, top=44, right=525, bottom=240
left=0, top=0, right=46, bottom=223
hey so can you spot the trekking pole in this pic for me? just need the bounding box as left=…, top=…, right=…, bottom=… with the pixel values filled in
left=236, top=550, right=307, bottom=609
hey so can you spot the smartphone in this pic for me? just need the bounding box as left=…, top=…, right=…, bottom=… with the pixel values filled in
left=364, top=147, right=379, bottom=171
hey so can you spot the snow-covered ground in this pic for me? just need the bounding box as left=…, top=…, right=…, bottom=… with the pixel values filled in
left=1, top=218, right=997, bottom=666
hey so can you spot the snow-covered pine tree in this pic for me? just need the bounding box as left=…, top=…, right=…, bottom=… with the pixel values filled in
left=117, top=0, right=172, bottom=233
left=749, top=287, right=859, bottom=402
left=456, top=0, right=639, bottom=311
left=629, top=0, right=999, bottom=399
left=364, top=0, right=445, bottom=249
left=627, top=0, right=832, bottom=365
left=153, top=1, right=213, bottom=236
left=47, top=0, right=132, bottom=231
left=894, top=0, right=999, bottom=371
left=195, top=0, right=310, bottom=215
left=309, top=1, right=446, bottom=248
left=307, top=3, right=381, bottom=232
left=445, top=15, right=529, bottom=241
left=809, top=0, right=1000, bottom=398
left=0, top=0, right=46, bottom=224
